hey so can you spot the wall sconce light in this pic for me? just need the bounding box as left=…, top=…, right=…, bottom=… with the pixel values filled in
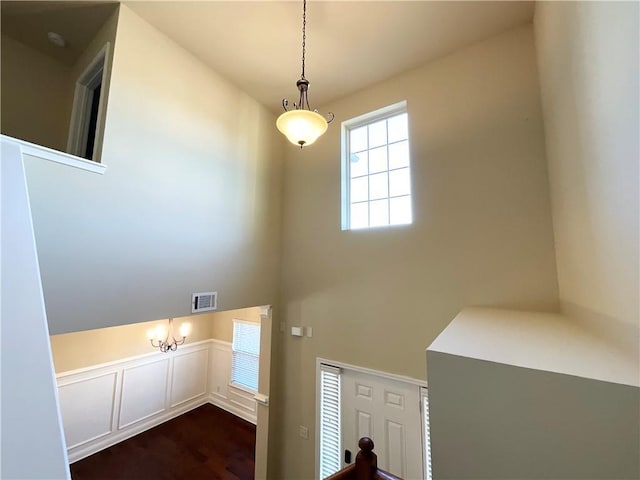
left=147, top=318, right=191, bottom=353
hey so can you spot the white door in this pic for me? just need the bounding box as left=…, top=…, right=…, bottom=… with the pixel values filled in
left=341, top=369, right=424, bottom=479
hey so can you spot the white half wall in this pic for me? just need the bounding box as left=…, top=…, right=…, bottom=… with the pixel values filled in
left=1, top=137, right=77, bottom=480
left=427, top=308, right=640, bottom=478
left=427, top=351, right=639, bottom=479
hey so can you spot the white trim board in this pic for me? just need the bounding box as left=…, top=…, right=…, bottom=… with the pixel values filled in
left=1, top=134, right=107, bottom=174
left=316, top=357, right=427, bottom=388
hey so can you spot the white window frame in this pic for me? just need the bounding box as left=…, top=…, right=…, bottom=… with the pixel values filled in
left=341, top=101, right=412, bottom=230
left=421, top=387, right=433, bottom=480
left=230, top=319, right=260, bottom=394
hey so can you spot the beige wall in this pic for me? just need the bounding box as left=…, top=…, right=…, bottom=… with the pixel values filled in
left=25, top=4, right=283, bottom=335
left=49, top=306, right=263, bottom=373
left=273, top=24, right=558, bottom=478
left=210, top=306, right=262, bottom=342
left=1, top=8, right=119, bottom=157
left=50, top=313, right=213, bottom=373
left=534, top=2, right=639, bottom=346
left=1, top=34, right=72, bottom=151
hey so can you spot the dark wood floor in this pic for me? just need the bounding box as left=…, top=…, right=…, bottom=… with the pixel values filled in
left=70, top=404, right=256, bottom=480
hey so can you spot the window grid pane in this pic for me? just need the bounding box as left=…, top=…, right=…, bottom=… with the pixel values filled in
left=346, top=110, right=411, bottom=229
left=350, top=151, right=368, bottom=178
left=369, top=172, right=389, bottom=200
left=350, top=202, right=368, bottom=229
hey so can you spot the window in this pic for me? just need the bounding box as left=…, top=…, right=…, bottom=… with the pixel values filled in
left=342, top=102, right=412, bottom=230
left=319, top=364, right=342, bottom=478
left=231, top=320, right=260, bottom=392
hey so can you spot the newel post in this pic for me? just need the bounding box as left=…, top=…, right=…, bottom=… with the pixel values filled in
left=355, top=437, right=377, bottom=480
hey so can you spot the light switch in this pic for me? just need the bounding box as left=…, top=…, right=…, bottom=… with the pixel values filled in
left=306, top=327, right=313, bottom=337
left=291, top=326, right=303, bottom=336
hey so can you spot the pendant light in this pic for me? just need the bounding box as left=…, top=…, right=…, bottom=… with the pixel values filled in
left=277, top=0, right=334, bottom=148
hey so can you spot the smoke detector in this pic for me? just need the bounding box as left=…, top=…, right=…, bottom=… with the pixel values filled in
left=47, top=32, right=66, bottom=48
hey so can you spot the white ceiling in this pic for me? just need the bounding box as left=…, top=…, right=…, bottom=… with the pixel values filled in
left=126, top=1, right=535, bottom=113
left=0, top=1, right=534, bottom=111
left=1, top=1, right=118, bottom=66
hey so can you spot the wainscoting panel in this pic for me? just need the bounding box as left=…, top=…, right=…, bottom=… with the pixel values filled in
left=118, top=359, right=169, bottom=429
left=210, top=341, right=232, bottom=398
left=170, top=348, right=209, bottom=407
left=208, top=340, right=257, bottom=424
left=228, top=385, right=258, bottom=414
left=56, top=340, right=257, bottom=463
left=58, top=372, right=117, bottom=449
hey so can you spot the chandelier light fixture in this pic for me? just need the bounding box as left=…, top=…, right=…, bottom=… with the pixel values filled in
left=276, top=0, right=334, bottom=148
left=147, top=318, right=191, bottom=353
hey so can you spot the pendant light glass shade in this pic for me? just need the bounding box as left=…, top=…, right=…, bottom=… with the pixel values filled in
left=276, top=109, right=328, bottom=147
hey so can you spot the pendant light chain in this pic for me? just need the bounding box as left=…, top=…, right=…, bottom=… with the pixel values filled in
left=276, top=0, right=334, bottom=148
left=301, top=0, right=307, bottom=80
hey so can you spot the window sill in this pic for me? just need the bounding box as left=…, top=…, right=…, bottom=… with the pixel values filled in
left=229, top=382, right=258, bottom=396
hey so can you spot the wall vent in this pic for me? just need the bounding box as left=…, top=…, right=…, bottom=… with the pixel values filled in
left=192, top=292, right=217, bottom=313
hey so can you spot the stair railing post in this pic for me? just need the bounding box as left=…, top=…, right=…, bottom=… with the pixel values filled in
left=355, top=437, right=377, bottom=480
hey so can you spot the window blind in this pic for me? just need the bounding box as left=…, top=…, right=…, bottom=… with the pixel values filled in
left=319, top=364, right=342, bottom=479
left=421, top=387, right=433, bottom=480
left=231, top=320, right=260, bottom=392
